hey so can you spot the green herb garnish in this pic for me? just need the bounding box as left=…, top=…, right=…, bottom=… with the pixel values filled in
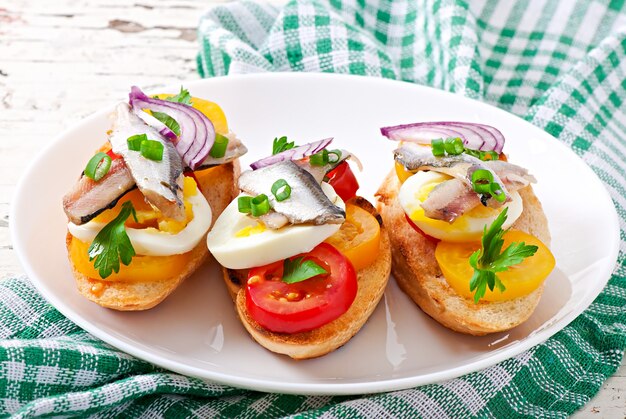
left=127, top=133, right=147, bottom=151
left=209, top=133, right=229, bottom=158
left=140, top=139, right=164, bottom=161
left=250, top=194, right=270, bottom=217
left=151, top=87, right=193, bottom=136
left=84, top=152, right=112, bottom=182
left=272, top=136, right=295, bottom=155
left=165, top=86, right=192, bottom=105
left=282, top=257, right=328, bottom=284
left=152, top=111, right=181, bottom=136
left=271, top=178, right=291, bottom=202
left=87, top=201, right=137, bottom=279
left=309, top=149, right=342, bottom=166
left=432, top=138, right=500, bottom=161
left=469, top=207, right=538, bottom=303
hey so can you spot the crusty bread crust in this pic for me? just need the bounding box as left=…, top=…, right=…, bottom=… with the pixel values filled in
left=67, top=161, right=240, bottom=311
left=375, top=170, right=551, bottom=335
left=223, top=197, right=392, bottom=359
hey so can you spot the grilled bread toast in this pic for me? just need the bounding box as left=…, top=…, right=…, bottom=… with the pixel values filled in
left=375, top=171, right=550, bottom=335
left=67, top=161, right=240, bottom=311
left=222, top=197, right=392, bottom=359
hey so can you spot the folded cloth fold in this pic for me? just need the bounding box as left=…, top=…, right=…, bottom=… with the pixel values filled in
left=3, top=0, right=626, bottom=417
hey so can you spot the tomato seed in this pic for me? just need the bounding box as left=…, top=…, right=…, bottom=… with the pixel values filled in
left=286, top=292, right=300, bottom=301
left=247, top=275, right=261, bottom=285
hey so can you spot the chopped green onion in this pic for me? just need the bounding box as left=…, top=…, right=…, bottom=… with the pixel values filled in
left=271, top=179, right=291, bottom=202
left=473, top=182, right=492, bottom=194
left=140, top=140, right=164, bottom=161
left=84, top=152, right=112, bottom=182
left=310, top=149, right=342, bottom=166
left=431, top=139, right=445, bottom=157
left=238, top=196, right=252, bottom=214
left=444, top=137, right=464, bottom=155
left=127, top=134, right=147, bottom=151
left=209, top=133, right=229, bottom=158
left=309, top=149, right=328, bottom=166
left=251, top=194, right=270, bottom=217
left=491, top=183, right=507, bottom=202
left=327, top=149, right=342, bottom=164
left=471, top=169, right=494, bottom=191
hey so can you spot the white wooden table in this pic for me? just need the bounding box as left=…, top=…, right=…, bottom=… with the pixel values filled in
left=1, top=1, right=624, bottom=416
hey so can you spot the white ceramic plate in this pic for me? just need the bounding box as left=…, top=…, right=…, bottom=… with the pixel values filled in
left=11, top=73, right=620, bottom=395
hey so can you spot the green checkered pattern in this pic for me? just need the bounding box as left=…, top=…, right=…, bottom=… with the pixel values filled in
left=3, top=0, right=626, bottom=417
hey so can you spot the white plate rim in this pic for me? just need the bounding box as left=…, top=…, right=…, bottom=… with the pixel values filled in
left=9, top=72, right=621, bottom=395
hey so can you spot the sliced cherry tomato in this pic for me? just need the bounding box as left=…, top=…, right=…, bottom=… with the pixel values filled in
left=106, top=148, right=121, bottom=160
left=245, top=243, right=357, bottom=333
left=70, top=237, right=192, bottom=282
left=325, top=203, right=380, bottom=270
left=395, top=162, right=414, bottom=184
left=327, top=162, right=359, bottom=202
left=435, top=230, right=555, bottom=302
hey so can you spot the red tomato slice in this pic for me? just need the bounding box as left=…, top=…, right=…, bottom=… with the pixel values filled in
left=327, top=162, right=359, bottom=202
left=106, top=148, right=121, bottom=160
left=245, top=243, right=358, bottom=333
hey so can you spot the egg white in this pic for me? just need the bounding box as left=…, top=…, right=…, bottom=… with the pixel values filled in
left=399, top=171, right=523, bottom=242
left=68, top=188, right=213, bottom=256
left=207, top=183, right=345, bottom=270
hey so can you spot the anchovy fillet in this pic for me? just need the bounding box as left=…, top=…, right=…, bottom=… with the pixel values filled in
left=62, top=158, right=136, bottom=225
left=110, top=103, right=185, bottom=221
left=239, top=160, right=345, bottom=226
left=394, top=143, right=510, bottom=203
left=395, top=144, right=537, bottom=222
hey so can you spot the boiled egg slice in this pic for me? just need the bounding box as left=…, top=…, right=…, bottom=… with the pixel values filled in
left=68, top=178, right=212, bottom=256
left=399, top=171, right=522, bottom=242
left=207, top=182, right=345, bottom=269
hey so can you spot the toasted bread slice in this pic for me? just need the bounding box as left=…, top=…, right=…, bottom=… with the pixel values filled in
left=223, top=197, right=392, bottom=359
left=375, top=171, right=551, bottom=335
left=67, top=161, right=240, bottom=311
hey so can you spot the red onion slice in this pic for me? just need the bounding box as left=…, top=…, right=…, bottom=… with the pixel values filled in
left=250, top=138, right=333, bottom=170
left=129, top=86, right=215, bottom=170
left=380, top=121, right=505, bottom=153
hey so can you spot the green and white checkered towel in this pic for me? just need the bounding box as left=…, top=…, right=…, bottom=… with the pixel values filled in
left=3, top=0, right=626, bottom=417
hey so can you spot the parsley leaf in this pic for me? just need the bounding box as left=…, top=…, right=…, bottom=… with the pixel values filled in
left=166, top=86, right=192, bottom=105
left=282, top=257, right=328, bottom=284
left=152, top=111, right=181, bottom=136
left=87, top=201, right=137, bottom=279
left=468, top=207, right=538, bottom=303
left=272, top=136, right=295, bottom=155
left=150, top=87, right=192, bottom=136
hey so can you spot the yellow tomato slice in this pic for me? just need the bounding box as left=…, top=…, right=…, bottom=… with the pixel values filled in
left=69, top=238, right=192, bottom=282
left=153, top=94, right=229, bottom=135
left=395, top=162, right=414, bottom=184
left=325, top=203, right=380, bottom=271
left=435, top=230, right=555, bottom=302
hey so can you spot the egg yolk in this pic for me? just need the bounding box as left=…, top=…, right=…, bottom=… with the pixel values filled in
left=235, top=222, right=267, bottom=237
left=407, top=175, right=500, bottom=241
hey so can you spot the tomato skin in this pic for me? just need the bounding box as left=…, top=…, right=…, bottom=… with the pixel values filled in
left=404, top=213, right=440, bottom=244
left=327, top=162, right=359, bottom=202
left=245, top=243, right=357, bottom=333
